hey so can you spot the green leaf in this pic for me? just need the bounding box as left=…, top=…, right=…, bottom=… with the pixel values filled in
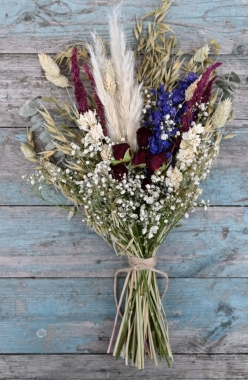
left=54, top=151, right=65, bottom=158
left=128, top=163, right=146, bottom=169
left=222, top=90, right=234, bottom=101
left=156, top=163, right=167, bottom=172
left=45, top=142, right=55, bottom=150
left=30, top=121, right=43, bottom=132
left=109, top=159, right=121, bottom=165
left=39, top=130, right=53, bottom=143
left=231, top=71, right=241, bottom=83
left=122, top=148, right=133, bottom=162
left=30, top=113, right=44, bottom=123
left=18, top=97, right=42, bottom=118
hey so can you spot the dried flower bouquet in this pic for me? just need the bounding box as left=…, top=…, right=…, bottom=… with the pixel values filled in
left=19, top=0, right=239, bottom=370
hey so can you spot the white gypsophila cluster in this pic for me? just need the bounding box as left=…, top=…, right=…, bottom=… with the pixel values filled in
left=24, top=158, right=195, bottom=244
left=70, top=131, right=114, bottom=167
left=23, top=121, right=216, bottom=246
left=23, top=98, right=218, bottom=247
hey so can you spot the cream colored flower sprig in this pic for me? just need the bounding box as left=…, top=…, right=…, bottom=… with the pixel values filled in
left=212, top=98, right=232, bottom=129
left=77, top=109, right=104, bottom=142
left=38, top=53, right=70, bottom=88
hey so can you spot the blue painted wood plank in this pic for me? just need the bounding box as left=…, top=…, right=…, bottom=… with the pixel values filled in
left=0, top=205, right=247, bottom=278
left=0, top=278, right=246, bottom=354
left=0, top=0, right=247, bottom=376
left=1, top=0, right=247, bottom=54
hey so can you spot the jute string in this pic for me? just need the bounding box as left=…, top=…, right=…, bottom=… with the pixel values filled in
left=107, top=256, right=169, bottom=354
left=114, top=256, right=168, bottom=311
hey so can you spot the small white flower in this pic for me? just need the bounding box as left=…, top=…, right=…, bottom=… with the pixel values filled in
left=166, top=166, right=183, bottom=190
left=77, top=110, right=98, bottom=131
left=161, top=133, right=168, bottom=140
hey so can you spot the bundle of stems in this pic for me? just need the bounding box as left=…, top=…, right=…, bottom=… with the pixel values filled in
left=108, top=257, right=172, bottom=369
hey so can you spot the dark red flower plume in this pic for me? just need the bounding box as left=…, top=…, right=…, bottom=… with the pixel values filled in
left=71, top=47, right=89, bottom=114
left=83, top=62, right=107, bottom=134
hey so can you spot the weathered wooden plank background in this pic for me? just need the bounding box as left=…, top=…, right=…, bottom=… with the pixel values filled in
left=0, top=0, right=248, bottom=378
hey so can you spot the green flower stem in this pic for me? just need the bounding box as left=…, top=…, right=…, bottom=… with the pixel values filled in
left=112, top=269, right=173, bottom=369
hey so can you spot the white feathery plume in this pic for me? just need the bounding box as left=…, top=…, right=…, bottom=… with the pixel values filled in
left=109, top=7, right=143, bottom=150
left=88, top=7, right=143, bottom=150
left=90, top=33, right=107, bottom=72
left=87, top=43, right=122, bottom=142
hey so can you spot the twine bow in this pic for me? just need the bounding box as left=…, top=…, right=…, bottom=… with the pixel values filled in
left=107, top=256, right=169, bottom=354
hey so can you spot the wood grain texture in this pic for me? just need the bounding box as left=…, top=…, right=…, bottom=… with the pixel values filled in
left=0, top=0, right=248, bottom=378
left=0, top=354, right=248, bottom=380
left=0, top=206, right=248, bottom=278
left=1, top=0, right=248, bottom=54
left=0, top=278, right=246, bottom=355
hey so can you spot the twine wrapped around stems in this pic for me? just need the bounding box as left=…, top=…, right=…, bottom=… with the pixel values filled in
left=107, top=256, right=169, bottom=354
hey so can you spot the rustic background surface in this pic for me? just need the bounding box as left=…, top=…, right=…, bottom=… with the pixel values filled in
left=0, top=0, right=247, bottom=378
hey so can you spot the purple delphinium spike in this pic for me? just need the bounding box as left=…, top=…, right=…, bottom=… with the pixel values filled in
left=71, top=47, right=89, bottom=114
left=83, top=62, right=107, bottom=134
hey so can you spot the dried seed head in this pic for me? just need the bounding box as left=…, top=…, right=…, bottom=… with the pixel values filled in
left=212, top=98, right=232, bottom=129
left=193, top=44, right=210, bottom=63
left=45, top=73, right=70, bottom=88
left=20, top=143, right=37, bottom=162
left=101, top=144, right=112, bottom=160
left=38, top=52, right=70, bottom=88
left=103, top=59, right=116, bottom=95
left=38, top=53, right=60, bottom=77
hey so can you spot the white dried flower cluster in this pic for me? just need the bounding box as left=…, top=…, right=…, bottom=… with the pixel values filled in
left=166, top=167, right=183, bottom=190
left=177, top=121, right=205, bottom=171
left=77, top=109, right=104, bottom=142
